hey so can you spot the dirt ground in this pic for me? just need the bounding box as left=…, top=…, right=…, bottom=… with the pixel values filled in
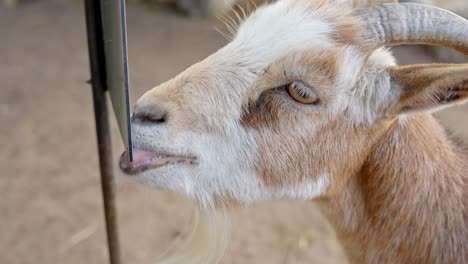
left=1, top=1, right=467, bottom=264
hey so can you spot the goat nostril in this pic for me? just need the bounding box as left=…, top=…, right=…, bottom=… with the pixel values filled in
left=131, top=107, right=167, bottom=124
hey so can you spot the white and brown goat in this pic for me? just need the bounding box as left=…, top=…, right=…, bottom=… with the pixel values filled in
left=120, top=1, right=468, bottom=263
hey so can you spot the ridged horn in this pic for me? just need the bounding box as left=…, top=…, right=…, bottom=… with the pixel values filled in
left=356, top=3, right=468, bottom=55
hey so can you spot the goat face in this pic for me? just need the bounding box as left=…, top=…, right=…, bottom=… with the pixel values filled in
left=119, top=0, right=468, bottom=208
left=119, top=0, right=381, bottom=207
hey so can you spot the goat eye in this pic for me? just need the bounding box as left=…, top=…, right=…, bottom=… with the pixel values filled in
left=286, top=82, right=320, bottom=105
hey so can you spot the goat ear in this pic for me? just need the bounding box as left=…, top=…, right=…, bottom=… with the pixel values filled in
left=387, top=64, right=468, bottom=115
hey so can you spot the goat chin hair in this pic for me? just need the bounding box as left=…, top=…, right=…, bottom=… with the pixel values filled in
left=157, top=206, right=231, bottom=264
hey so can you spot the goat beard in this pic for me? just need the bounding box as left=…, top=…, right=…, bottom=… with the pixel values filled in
left=158, top=207, right=231, bottom=264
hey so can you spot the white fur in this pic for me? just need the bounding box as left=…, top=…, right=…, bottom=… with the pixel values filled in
left=221, top=0, right=335, bottom=69
left=347, top=48, right=399, bottom=124
left=266, top=174, right=330, bottom=200
left=131, top=120, right=260, bottom=207
left=158, top=209, right=230, bottom=264
left=368, top=48, right=397, bottom=66
left=332, top=46, right=369, bottom=115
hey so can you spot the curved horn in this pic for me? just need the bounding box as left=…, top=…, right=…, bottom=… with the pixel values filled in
left=356, top=3, right=468, bottom=55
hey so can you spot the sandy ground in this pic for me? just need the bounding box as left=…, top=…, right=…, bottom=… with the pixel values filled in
left=1, top=1, right=467, bottom=264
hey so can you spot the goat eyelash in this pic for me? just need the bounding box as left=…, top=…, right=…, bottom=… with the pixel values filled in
left=285, top=82, right=321, bottom=105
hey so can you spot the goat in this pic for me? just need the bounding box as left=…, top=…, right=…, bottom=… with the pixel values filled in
left=120, top=0, right=468, bottom=263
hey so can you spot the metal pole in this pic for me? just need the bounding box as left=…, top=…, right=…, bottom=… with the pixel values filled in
left=84, top=0, right=122, bottom=263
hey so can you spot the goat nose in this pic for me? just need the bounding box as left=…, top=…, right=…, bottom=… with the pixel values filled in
left=131, top=106, right=167, bottom=124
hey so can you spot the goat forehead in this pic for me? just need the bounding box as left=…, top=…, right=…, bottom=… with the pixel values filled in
left=221, top=0, right=337, bottom=70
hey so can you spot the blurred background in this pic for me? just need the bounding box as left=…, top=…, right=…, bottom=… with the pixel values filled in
left=1, top=0, right=467, bottom=264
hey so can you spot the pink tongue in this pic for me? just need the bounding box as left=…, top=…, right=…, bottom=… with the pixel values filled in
left=130, top=149, right=157, bottom=164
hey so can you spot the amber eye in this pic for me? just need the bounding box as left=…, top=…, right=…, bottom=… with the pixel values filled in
left=286, top=82, right=320, bottom=105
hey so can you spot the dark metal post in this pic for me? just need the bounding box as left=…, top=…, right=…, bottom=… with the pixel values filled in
left=84, top=0, right=122, bottom=264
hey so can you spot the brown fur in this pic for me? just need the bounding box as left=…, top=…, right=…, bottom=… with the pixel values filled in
left=240, top=89, right=284, bottom=130
left=319, top=115, right=468, bottom=263
left=254, top=117, right=379, bottom=188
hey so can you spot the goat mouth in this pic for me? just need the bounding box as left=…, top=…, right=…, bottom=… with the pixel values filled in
left=119, top=149, right=196, bottom=175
